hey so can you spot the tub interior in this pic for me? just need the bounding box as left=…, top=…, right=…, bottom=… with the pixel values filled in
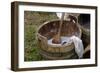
left=38, top=20, right=81, bottom=40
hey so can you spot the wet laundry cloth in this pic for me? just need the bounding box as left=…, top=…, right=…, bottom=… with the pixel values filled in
left=70, top=36, right=84, bottom=59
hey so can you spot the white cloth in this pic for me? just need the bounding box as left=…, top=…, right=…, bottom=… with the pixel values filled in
left=48, top=36, right=84, bottom=59
left=70, top=36, right=84, bottom=58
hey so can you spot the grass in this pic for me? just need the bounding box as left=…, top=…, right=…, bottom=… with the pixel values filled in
left=24, top=11, right=58, bottom=61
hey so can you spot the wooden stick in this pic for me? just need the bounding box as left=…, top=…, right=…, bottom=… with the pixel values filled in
left=83, top=44, right=90, bottom=54
left=52, top=13, right=65, bottom=44
left=58, top=13, right=65, bottom=38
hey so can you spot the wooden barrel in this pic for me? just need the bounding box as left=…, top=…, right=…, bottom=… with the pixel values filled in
left=37, top=19, right=81, bottom=60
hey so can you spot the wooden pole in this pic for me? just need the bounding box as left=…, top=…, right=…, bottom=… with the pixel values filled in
left=52, top=13, right=65, bottom=44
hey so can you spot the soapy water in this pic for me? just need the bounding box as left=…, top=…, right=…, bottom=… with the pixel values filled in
left=48, top=36, right=72, bottom=47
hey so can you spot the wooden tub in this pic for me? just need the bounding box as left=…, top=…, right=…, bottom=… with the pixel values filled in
left=37, top=19, right=82, bottom=60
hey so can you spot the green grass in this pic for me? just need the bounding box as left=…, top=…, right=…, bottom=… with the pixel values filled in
left=24, top=11, right=58, bottom=61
